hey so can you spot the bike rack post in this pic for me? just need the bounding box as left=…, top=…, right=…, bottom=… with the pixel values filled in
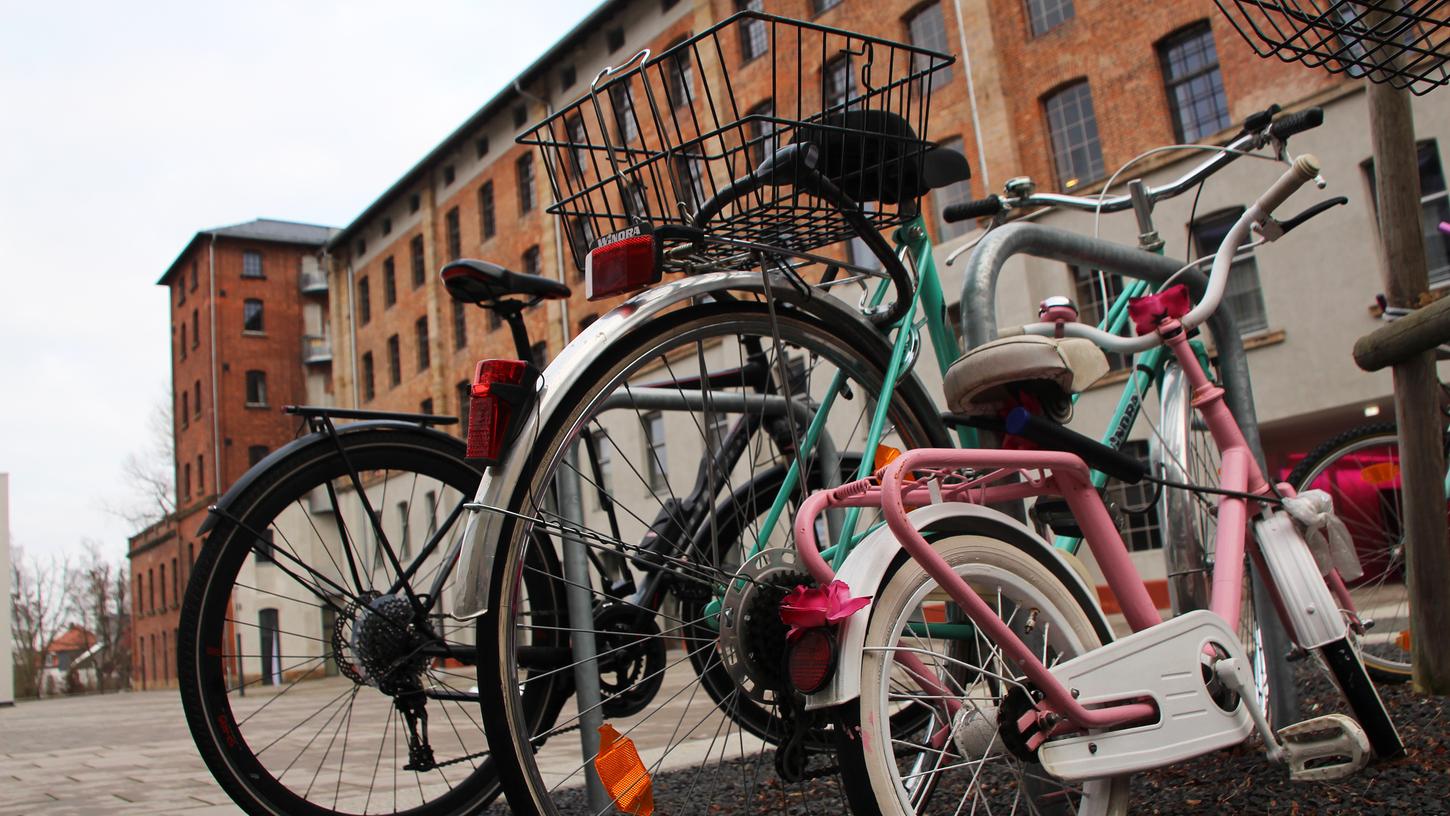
left=554, top=448, right=611, bottom=811
left=959, top=221, right=1297, bottom=725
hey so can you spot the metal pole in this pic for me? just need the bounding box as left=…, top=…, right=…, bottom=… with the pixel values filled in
left=236, top=632, right=244, bottom=697
left=960, top=222, right=1298, bottom=723
left=556, top=446, right=610, bottom=810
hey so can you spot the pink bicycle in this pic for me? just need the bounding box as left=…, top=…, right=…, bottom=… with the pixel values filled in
left=785, top=156, right=1403, bottom=814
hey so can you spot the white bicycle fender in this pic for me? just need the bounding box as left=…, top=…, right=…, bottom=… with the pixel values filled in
left=804, top=502, right=1102, bottom=710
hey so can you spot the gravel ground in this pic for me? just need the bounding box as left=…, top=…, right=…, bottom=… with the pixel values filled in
left=491, top=664, right=1448, bottom=814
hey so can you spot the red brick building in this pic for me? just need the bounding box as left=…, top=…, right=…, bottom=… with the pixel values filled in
left=129, top=219, right=337, bottom=688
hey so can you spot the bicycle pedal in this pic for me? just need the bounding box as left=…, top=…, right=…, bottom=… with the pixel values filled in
left=1279, top=714, right=1371, bottom=782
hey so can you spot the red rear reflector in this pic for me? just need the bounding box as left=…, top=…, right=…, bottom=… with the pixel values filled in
left=466, top=359, right=528, bottom=462
left=586, top=231, right=659, bottom=301
left=787, top=627, right=837, bottom=694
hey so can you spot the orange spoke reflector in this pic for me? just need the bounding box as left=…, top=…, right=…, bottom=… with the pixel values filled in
left=1360, top=462, right=1401, bottom=487
left=1397, top=629, right=1412, bottom=652
left=594, top=724, right=654, bottom=816
left=874, top=444, right=903, bottom=472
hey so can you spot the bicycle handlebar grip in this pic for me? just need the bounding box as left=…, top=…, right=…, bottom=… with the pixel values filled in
left=942, top=195, right=1004, bottom=223
left=1268, top=107, right=1324, bottom=140
left=1254, top=155, right=1321, bottom=217
left=1005, top=408, right=1146, bottom=484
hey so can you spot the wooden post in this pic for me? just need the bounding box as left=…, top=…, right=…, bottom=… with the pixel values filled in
left=1366, top=78, right=1450, bottom=694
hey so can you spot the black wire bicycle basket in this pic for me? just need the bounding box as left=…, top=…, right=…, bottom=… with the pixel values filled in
left=518, top=11, right=954, bottom=272
left=1213, top=0, right=1450, bottom=94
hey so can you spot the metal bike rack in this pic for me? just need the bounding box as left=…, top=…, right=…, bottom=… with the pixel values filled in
left=960, top=221, right=1297, bottom=724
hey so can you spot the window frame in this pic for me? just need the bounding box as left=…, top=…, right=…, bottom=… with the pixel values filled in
left=241, top=250, right=265, bottom=279
left=1157, top=22, right=1231, bottom=144
left=643, top=411, right=669, bottom=491
left=1191, top=207, right=1271, bottom=335
left=1026, top=0, right=1074, bottom=37
left=362, top=352, right=376, bottom=401
left=479, top=182, right=497, bottom=239
left=244, top=370, right=268, bottom=408
left=357, top=276, right=371, bottom=325
left=383, top=257, right=398, bottom=308
left=517, top=153, right=536, bottom=213
left=242, top=298, right=264, bottom=334
left=387, top=334, right=402, bottom=387
left=415, top=315, right=431, bottom=371
left=1043, top=80, right=1105, bottom=190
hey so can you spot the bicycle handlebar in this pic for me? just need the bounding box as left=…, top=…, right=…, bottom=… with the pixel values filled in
left=1013, top=155, right=1322, bottom=353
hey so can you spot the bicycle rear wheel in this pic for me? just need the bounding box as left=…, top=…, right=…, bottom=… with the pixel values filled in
left=476, top=300, right=947, bottom=815
left=178, top=425, right=564, bottom=816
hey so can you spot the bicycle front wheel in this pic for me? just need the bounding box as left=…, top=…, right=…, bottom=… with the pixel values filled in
left=1287, top=422, right=1446, bottom=683
left=857, top=532, right=1129, bottom=815
left=178, top=426, right=564, bottom=816
left=477, top=300, right=947, bottom=815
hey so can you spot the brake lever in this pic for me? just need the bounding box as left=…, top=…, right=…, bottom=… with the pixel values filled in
left=1278, top=196, right=1349, bottom=234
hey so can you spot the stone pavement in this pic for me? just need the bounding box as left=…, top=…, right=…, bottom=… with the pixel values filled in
left=0, top=688, right=244, bottom=815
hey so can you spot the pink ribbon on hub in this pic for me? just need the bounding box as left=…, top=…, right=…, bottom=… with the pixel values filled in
left=1127, top=284, right=1192, bottom=336
left=779, top=580, right=871, bottom=641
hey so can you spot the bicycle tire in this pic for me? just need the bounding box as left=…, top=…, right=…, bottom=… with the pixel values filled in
left=1286, top=421, right=1446, bottom=683
left=856, top=528, right=1129, bottom=815
left=476, top=300, right=949, bottom=816
left=178, top=425, right=565, bottom=816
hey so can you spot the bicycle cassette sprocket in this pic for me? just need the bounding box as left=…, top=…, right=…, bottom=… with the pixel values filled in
left=717, top=548, right=813, bottom=705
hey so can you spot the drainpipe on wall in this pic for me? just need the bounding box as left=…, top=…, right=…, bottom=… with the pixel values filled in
left=345, top=257, right=360, bottom=408
left=207, top=235, right=222, bottom=495
left=513, top=79, right=572, bottom=346
left=952, top=0, right=991, bottom=194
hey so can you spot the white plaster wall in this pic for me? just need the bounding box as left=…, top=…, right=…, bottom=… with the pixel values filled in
left=0, top=473, right=13, bottom=705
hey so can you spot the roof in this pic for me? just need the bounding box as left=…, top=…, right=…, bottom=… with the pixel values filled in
left=47, top=626, right=97, bottom=655
left=158, top=218, right=341, bottom=285
left=328, top=0, right=628, bottom=254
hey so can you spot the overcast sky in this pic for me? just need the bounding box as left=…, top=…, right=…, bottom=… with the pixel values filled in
left=0, top=0, right=602, bottom=563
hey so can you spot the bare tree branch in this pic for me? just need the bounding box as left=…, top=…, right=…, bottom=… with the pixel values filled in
left=105, top=397, right=176, bottom=530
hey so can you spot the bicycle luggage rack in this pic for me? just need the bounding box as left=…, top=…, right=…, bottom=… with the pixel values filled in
left=1213, top=0, right=1450, bottom=95
left=519, top=10, right=954, bottom=273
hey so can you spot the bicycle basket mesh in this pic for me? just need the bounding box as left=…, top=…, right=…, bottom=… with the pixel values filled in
left=518, top=11, right=954, bottom=272
left=1213, top=0, right=1450, bottom=94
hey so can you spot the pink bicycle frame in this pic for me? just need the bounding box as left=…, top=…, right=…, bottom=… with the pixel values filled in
left=792, top=316, right=1281, bottom=735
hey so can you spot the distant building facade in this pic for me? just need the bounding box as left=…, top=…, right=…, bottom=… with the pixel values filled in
left=129, top=219, right=336, bottom=688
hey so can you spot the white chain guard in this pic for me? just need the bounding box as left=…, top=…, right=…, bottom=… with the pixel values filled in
left=1038, top=610, right=1253, bottom=781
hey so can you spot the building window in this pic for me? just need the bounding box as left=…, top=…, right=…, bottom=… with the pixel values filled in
left=825, top=54, right=855, bottom=110
left=479, top=182, right=496, bottom=239
left=1159, top=23, right=1230, bottom=143
left=356, top=276, right=371, bottom=325
left=258, top=608, right=280, bottom=686
left=381, top=217, right=392, bottom=236
left=570, top=218, right=596, bottom=275
left=446, top=207, right=462, bottom=261
left=420, top=399, right=435, bottom=417
left=513, top=104, right=528, bottom=128
left=1044, top=81, right=1104, bottom=190
left=179, top=320, right=186, bottom=360
left=666, top=40, right=696, bottom=108
left=675, top=156, right=706, bottom=212
left=191, top=308, right=199, bottom=348
left=476, top=135, right=490, bottom=158
left=443, top=165, right=456, bottom=186
left=194, top=380, right=201, bottom=416
left=1192, top=208, right=1270, bottom=334
left=522, top=245, right=542, bottom=277
left=181, top=392, right=189, bottom=427
left=190, top=261, right=198, bottom=292
left=566, top=115, right=589, bottom=182
left=607, top=82, right=639, bottom=148
left=738, top=1, right=768, bottom=61
left=356, top=239, right=367, bottom=256
left=1112, top=441, right=1162, bottom=551
left=517, top=154, right=536, bottom=213
left=932, top=137, right=974, bottom=242
left=607, top=27, right=625, bottom=52
left=530, top=341, right=548, bottom=368
left=746, top=101, right=776, bottom=168
left=907, top=3, right=953, bottom=91
left=383, top=258, right=397, bottom=307
left=177, top=280, right=185, bottom=306
left=172, top=557, right=179, bottom=604
left=812, top=0, right=841, bottom=12
left=662, top=0, right=678, bottom=9
left=457, top=380, right=472, bottom=436
left=196, top=454, right=204, bottom=494
left=1026, top=0, right=1074, bottom=36
left=453, top=298, right=467, bottom=350
left=415, top=315, right=431, bottom=370
left=254, top=528, right=276, bottom=564
left=410, top=235, right=425, bottom=288
left=248, top=445, right=269, bottom=466
left=242, top=250, right=264, bottom=278
left=147, top=568, right=155, bottom=611
left=245, top=370, right=268, bottom=406
left=560, top=64, right=576, bottom=91
left=395, top=500, right=412, bottom=560
left=590, top=431, right=612, bottom=507
left=182, top=463, right=191, bottom=499
left=409, top=193, right=421, bottom=213
left=387, top=334, right=401, bottom=386
left=362, top=352, right=376, bottom=401
left=242, top=299, right=264, bottom=333
left=643, top=411, right=668, bottom=490
left=1364, top=140, right=1450, bottom=285
left=159, top=563, right=167, bottom=609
